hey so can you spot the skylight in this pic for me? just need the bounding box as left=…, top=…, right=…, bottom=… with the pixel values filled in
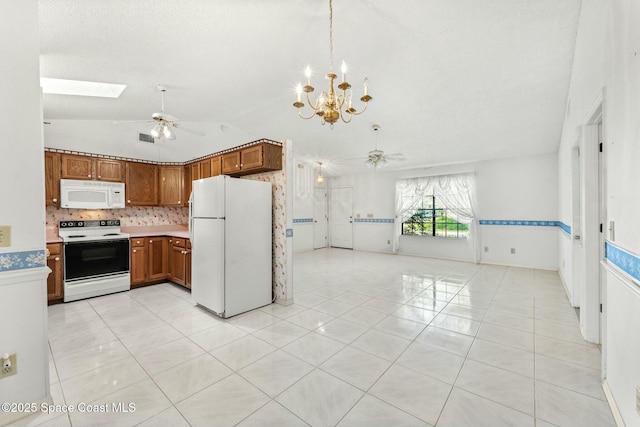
left=40, top=78, right=126, bottom=98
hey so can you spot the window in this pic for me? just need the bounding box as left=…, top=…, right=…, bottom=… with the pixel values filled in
left=402, top=195, right=470, bottom=238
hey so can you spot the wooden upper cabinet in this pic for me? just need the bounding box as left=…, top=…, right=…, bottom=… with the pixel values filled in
left=210, top=156, right=221, bottom=177
left=44, top=152, right=60, bottom=207
left=61, top=154, right=93, bottom=180
left=159, top=166, right=184, bottom=206
left=222, top=143, right=282, bottom=176
left=125, top=162, right=159, bottom=206
left=190, top=162, right=201, bottom=181
left=200, top=159, right=212, bottom=179
left=95, top=159, right=125, bottom=182
left=60, top=154, right=124, bottom=182
left=221, top=151, right=241, bottom=174
left=184, top=165, right=192, bottom=203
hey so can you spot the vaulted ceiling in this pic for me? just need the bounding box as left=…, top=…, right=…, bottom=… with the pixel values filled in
left=39, top=0, right=582, bottom=175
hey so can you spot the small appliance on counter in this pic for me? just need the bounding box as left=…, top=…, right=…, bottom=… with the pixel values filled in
left=58, top=219, right=130, bottom=302
left=189, top=175, right=272, bottom=318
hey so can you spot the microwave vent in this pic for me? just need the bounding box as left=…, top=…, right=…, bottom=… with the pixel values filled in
left=138, top=132, right=155, bottom=143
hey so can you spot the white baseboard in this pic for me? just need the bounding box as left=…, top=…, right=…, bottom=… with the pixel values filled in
left=602, top=379, right=626, bottom=427
left=275, top=297, right=294, bottom=306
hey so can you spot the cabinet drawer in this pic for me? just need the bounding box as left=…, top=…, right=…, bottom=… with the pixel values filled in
left=169, top=238, right=186, bottom=248
left=131, top=238, right=146, bottom=247
left=46, top=243, right=62, bottom=256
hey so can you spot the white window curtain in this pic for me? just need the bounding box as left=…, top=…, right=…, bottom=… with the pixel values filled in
left=393, top=173, right=480, bottom=263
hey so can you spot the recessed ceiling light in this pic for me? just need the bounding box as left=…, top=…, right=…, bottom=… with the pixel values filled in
left=40, top=78, right=126, bottom=98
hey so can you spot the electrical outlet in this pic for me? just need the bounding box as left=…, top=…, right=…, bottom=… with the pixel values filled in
left=0, top=226, right=11, bottom=247
left=510, top=248, right=516, bottom=254
left=0, top=353, right=17, bottom=379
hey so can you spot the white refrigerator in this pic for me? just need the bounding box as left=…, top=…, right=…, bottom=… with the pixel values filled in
left=189, top=175, right=272, bottom=317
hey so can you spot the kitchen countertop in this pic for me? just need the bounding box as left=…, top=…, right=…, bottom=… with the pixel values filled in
left=46, top=224, right=189, bottom=243
left=123, top=225, right=189, bottom=239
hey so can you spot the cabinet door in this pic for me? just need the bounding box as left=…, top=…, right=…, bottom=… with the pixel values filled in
left=130, top=244, right=148, bottom=286
left=95, top=159, right=125, bottom=182
left=159, top=166, right=184, bottom=206
left=190, top=162, right=201, bottom=181
left=184, top=165, right=192, bottom=203
left=148, top=237, right=168, bottom=281
left=184, top=248, right=192, bottom=289
left=61, top=154, right=94, bottom=180
left=168, top=244, right=186, bottom=286
left=44, top=152, right=60, bottom=207
left=125, top=162, right=159, bottom=206
left=46, top=244, right=63, bottom=301
left=200, top=159, right=212, bottom=179
left=240, top=145, right=263, bottom=170
left=210, top=156, right=221, bottom=177
left=221, top=152, right=241, bottom=174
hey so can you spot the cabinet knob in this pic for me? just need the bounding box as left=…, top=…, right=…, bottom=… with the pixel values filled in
left=240, top=163, right=243, bottom=168
left=127, top=200, right=131, bottom=203
left=235, top=164, right=239, bottom=168
left=149, top=240, right=153, bottom=243
left=133, top=249, right=137, bottom=253
left=98, top=175, right=101, bottom=178
left=169, top=239, right=172, bottom=243
left=88, top=174, right=91, bottom=178
left=178, top=201, right=181, bottom=204
left=54, top=257, right=60, bottom=261
left=52, top=198, right=57, bottom=202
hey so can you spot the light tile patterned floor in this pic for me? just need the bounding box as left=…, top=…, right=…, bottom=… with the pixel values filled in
left=11, top=248, right=616, bottom=426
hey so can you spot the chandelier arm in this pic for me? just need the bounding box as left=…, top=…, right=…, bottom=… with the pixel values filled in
left=339, top=112, right=353, bottom=124
left=297, top=109, right=318, bottom=120
left=349, top=100, right=371, bottom=116
left=305, top=91, right=322, bottom=112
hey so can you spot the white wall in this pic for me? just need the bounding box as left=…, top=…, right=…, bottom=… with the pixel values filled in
left=557, top=0, right=640, bottom=424
left=0, top=0, right=50, bottom=422
left=324, top=152, right=558, bottom=268
left=292, top=160, right=316, bottom=252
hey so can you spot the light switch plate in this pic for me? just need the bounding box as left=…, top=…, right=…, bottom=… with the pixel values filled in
left=0, top=226, right=10, bottom=247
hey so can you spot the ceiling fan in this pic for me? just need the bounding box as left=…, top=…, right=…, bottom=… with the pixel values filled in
left=343, top=124, right=405, bottom=168
left=114, top=84, right=205, bottom=140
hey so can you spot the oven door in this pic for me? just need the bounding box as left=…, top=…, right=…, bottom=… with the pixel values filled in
left=64, top=239, right=130, bottom=281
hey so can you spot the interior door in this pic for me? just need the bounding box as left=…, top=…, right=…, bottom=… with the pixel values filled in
left=313, top=187, right=328, bottom=249
left=330, top=187, right=353, bottom=249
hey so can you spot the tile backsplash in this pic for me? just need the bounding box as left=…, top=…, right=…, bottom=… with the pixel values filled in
left=46, top=206, right=188, bottom=227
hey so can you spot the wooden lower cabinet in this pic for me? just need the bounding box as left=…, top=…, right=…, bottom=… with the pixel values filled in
left=148, top=237, right=168, bottom=281
left=46, top=243, right=63, bottom=302
left=130, top=239, right=148, bottom=286
left=131, top=236, right=190, bottom=289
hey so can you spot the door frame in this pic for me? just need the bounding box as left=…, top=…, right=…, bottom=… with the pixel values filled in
left=578, top=91, right=606, bottom=349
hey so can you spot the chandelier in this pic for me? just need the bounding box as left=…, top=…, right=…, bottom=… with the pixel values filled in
left=293, top=0, right=372, bottom=126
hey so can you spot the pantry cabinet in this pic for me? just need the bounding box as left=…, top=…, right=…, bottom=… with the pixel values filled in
left=44, top=152, right=60, bottom=207
left=46, top=243, right=63, bottom=302
left=125, top=162, right=159, bottom=206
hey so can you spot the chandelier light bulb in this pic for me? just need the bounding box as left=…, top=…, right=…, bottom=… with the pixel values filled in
left=296, top=83, right=302, bottom=102
left=341, top=60, right=347, bottom=82
left=305, top=65, right=312, bottom=85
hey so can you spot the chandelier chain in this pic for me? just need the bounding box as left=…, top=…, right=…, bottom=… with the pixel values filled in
left=329, top=0, right=333, bottom=72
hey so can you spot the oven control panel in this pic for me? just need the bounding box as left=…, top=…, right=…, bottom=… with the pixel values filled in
left=59, top=220, right=121, bottom=228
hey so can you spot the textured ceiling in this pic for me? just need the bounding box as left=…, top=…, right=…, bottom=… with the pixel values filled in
left=39, top=0, right=582, bottom=173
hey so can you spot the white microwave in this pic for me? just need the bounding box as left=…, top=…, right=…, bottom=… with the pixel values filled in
left=60, top=179, right=125, bottom=209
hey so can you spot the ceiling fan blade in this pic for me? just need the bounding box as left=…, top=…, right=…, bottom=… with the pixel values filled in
left=112, top=120, right=153, bottom=124
left=173, top=123, right=206, bottom=136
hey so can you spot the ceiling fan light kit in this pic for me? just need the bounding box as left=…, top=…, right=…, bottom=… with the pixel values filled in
left=293, top=0, right=372, bottom=126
